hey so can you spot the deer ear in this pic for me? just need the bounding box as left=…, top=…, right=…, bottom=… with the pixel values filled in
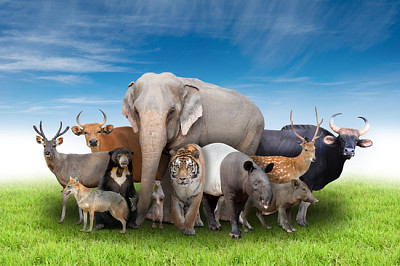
left=56, top=138, right=63, bottom=146
left=103, top=124, right=114, bottom=134
left=71, top=126, right=83, bottom=136
left=36, top=136, right=44, bottom=144
left=180, top=85, right=203, bottom=136
left=323, top=135, right=336, bottom=145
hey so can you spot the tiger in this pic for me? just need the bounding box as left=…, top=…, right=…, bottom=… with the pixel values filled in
left=169, top=143, right=205, bottom=235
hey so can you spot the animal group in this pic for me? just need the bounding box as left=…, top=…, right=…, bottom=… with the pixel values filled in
left=34, top=72, right=373, bottom=238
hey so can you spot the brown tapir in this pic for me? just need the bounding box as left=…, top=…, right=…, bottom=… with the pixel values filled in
left=241, top=178, right=318, bottom=233
left=202, top=143, right=274, bottom=239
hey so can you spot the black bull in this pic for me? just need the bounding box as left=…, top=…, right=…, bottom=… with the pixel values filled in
left=256, top=119, right=372, bottom=226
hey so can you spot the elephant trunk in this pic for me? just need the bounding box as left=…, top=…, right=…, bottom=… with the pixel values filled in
left=136, top=118, right=167, bottom=226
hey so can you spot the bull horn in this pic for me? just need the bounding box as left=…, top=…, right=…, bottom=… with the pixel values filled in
left=358, top=116, right=370, bottom=136
left=329, top=113, right=342, bottom=134
left=99, top=109, right=107, bottom=126
left=290, top=110, right=305, bottom=141
left=76, top=110, right=84, bottom=127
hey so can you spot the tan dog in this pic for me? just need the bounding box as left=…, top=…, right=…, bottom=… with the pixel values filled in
left=63, top=177, right=128, bottom=234
left=169, top=144, right=205, bottom=235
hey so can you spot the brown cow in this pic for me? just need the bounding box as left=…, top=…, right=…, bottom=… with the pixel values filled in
left=71, top=109, right=161, bottom=182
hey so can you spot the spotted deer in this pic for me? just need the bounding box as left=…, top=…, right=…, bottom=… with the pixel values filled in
left=251, top=108, right=323, bottom=184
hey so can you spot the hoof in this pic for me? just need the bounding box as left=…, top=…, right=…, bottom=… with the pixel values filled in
left=183, top=228, right=195, bottom=235
left=264, top=225, right=272, bottom=230
left=120, top=230, right=126, bottom=234
left=80, top=229, right=85, bottom=232
left=229, top=232, right=241, bottom=239
left=58, top=220, right=64, bottom=224
left=159, top=225, right=163, bottom=229
left=76, top=220, right=82, bottom=225
left=94, top=224, right=105, bottom=231
left=86, top=230, right=92, bottom=233
left=152, top=223, right=157, bottom=229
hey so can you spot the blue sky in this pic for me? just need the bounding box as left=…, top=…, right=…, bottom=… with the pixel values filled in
left=1, top=0, right=399, bottom=179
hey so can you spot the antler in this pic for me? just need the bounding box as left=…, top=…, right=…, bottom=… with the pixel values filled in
left=329, top=113, right=341, bottom=134
left=290, top=110, right=305, bottom=142
left=358, top=116, right=370, bottom=136
left=33, top=121, right=46, bottom=139
left=52, top=122, right=70, bottom=140
left=76, top=110, right=84, bottom=127
left=311, top=107, right=324, bottom=142
left=99, top=109, right=107, bottom=126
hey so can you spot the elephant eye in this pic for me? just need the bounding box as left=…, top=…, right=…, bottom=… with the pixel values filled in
left=168, top=108, right=175, bottom=119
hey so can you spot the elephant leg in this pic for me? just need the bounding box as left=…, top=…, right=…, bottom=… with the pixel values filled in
left=237, top=125, right=263, bottom=155
left=296, top=201, right=311, bottom=227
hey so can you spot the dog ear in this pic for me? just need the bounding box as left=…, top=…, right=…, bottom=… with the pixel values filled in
left=74, top=177, right=79, bottom=184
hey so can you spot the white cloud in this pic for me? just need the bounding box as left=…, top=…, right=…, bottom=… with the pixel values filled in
left=57, top=97, right=121, bottom=105
left=0, top=54, right=129, bottom=73
left=20, top=105, right=72, bottom=113
left=37, top=75, right=92, bottom=84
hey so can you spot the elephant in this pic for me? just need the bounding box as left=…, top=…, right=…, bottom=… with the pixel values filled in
left=122, top=72, right=265, bottom=226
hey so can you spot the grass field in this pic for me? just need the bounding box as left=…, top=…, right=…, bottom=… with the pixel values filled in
left=1, top=176, right=399, bottom=265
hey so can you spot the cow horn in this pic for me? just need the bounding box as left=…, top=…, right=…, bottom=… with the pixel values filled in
left=290, top=110, right=305, bottom=141
left=76, top=110, right=84, bottom=127
left=358, top=116, right=370, bottom=136
left=99, top=109, right=107, bottom=126
left=329, top=113, right=341, bottom=134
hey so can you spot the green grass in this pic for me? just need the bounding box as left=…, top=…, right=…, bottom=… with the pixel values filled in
left=1, top=176, right=400, bottom=265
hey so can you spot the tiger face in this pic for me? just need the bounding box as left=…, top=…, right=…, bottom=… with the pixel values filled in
left=169, top=144, right=201, bottom=186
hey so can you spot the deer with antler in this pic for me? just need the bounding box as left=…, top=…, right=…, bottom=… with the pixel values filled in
left=34, top=121, right=110, bottom=224
left=251, top=107, right=323, bottom=184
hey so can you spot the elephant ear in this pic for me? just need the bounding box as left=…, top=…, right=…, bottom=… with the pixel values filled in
left=122, top=82, right=139, bottom=133
left=180, top=85, right=203, bottom=136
